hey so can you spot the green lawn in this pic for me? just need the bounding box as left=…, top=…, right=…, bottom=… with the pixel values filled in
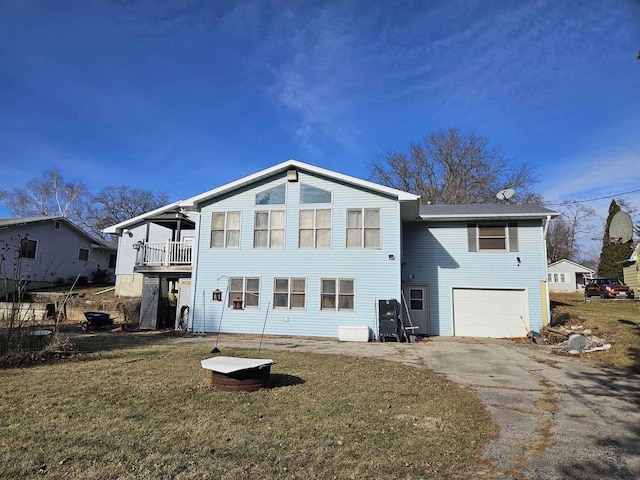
left=550, top=292, right=640, bottom=373
left=0, top=334, right=496, bottom=479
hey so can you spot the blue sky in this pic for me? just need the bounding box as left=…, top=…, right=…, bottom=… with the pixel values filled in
left=1, top=0, right=639, bottom=253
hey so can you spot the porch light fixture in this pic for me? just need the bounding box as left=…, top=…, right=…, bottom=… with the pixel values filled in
left=232, top=297, right=243, bottom=310
left=212, top=289, right=222, bottom=301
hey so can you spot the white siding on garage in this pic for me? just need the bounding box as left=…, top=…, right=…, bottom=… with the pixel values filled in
left=452, top=288, right=527, bottom=338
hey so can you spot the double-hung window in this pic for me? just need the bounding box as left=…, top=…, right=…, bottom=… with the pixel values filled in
left=273, top=277, right=306, bottom=309
left=321, top=278, right=355, bottom=311
left=79, top=248, right=90, bottom=261
left=211, top=212, right=241, bottom=248
left=254, top=211, right=284, bottom=248
left=468, top=223, right=518, bottom=252
left=228, top=277, right=260, bottom=308
left=299, top=209, right=331, bottom=248
left=346, top=208, right=380, bottom=248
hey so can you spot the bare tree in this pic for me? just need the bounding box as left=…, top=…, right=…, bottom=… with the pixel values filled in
left=546, top=216, right=574, bottom=263
left=546, top=201, right=597, bottom=263
left=370, top=126, right=539, bottom=204
left=81, top=186, right=170, bottom=236
left=0, top=167, right=87, bottom=218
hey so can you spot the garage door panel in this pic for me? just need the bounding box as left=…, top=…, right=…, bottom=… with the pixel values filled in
left=453, top=288, right=527, bottom=338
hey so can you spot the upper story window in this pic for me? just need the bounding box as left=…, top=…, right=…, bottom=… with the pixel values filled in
left=299, top=209, right=331, bottom=248
left=300, top=184, right=332, bottom=204
left=254, top=210, right=284, bottom=248
left=256, top=184, right=286, bottom=205
left=79, top=248, right=90, bottom=261
left=211, top=212, right=241, bottom=248
left=19, top=238, right=37, bottom=259
left=467, top=223, right=518, bottom=252
left=346, top=208, right=380, bottom=248
left=274, top=277, right=306, bottom=309
left=53, top=221, right=61, bottom=230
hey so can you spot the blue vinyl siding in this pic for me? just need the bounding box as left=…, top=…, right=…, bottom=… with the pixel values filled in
left=190, top=171, right=403, bottom=338
left=402, top=220, right=547, bottom=335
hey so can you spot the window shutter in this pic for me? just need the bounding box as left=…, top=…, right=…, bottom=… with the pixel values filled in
left=508, top=223, right=518, bottom=252
left=467, top=224, right=477, bottom=252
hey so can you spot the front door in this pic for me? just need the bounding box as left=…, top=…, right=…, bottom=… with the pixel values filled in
left=403, top=284, right=429, bottom=335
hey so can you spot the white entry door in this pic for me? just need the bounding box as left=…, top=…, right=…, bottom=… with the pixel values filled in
left=403, top=285, right=429, bottom=335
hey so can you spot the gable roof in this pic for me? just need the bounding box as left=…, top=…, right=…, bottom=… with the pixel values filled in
left=179, top=159, right=421, bottom=208
left=418, top=203, right=560, bottom=221
left=547, top=259, right=595, bottom=274
left=0, top=216, right=116, bottom=251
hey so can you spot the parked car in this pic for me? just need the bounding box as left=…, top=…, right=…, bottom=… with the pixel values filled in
left=584, top=278, right=635, bottom=299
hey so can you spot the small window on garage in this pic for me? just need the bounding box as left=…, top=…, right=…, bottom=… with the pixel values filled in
left=53, top=221, right=61, bottom=230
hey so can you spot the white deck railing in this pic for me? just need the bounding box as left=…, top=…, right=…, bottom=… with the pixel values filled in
left=135, top=241, right=192, bottom=267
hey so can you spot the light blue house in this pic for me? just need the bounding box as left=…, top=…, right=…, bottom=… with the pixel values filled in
left=105, top=160, right=558, bottom=338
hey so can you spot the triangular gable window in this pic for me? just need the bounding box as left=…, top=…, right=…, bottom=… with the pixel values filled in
left=300, top=184, right=332, bottom=204
left=256, top=184, right=286, bottom=205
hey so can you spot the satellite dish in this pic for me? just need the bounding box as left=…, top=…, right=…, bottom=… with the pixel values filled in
left=496, top=188, right=515, bottom=202
left=609, top=211, right=633, bottom=243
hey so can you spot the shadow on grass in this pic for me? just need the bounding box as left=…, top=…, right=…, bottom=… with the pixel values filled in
left=267, top=373, right=306, bottom=388
left=550, top=299, right=575, bottom=308
left=618, top=318, right=640, bottom=334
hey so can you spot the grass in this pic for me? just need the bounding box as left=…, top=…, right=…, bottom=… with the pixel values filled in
left=0, top=333, right=496, bottom=479
left=550, top=292, right=640, bottom=373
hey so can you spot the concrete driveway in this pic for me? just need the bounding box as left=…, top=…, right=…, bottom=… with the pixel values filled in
left=190, top=334, right=640, bottom=479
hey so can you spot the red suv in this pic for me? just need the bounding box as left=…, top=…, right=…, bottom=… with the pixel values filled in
left=584, top=278, right=634, bottom=299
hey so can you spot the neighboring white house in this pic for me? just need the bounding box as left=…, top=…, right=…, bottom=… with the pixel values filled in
left=0, top=217, right=117, bottom=298
left=105, top=160, right=559, bottom=338
left=547, top=259, right=595, bottom=292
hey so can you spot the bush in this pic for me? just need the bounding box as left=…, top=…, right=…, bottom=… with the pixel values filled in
left=91, top=268, right=111, bottom=285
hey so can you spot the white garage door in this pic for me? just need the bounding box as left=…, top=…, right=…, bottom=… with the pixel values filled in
left=453, top=288, right=527, bottom=338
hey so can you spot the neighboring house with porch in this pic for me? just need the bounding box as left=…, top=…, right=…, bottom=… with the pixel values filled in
left=0, top=217, right=117, bottom=299
left=547, top=259, right=595, bottom=292
left=104, top=160, right=558, bottom=338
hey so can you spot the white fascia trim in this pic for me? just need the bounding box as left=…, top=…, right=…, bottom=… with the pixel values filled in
left=179, top=159, right=420, bottom=209
left=419, top=212, right=561, bottom=221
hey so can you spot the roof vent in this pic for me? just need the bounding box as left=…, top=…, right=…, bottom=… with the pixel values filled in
left=286, top=169, right=298, bottom=182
